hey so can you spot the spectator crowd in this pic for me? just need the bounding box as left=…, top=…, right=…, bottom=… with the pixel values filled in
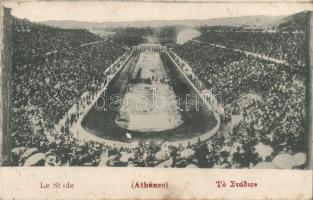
left=197, top=29, right=306, bottom=69
left=10, top=17, right=127, bottom=166
left=172, top=30, right=306, bottom=168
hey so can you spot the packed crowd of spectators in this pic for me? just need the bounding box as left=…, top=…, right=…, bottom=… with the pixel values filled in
left=10, top=18, right=127, bottom=166
left=197, top=29, right=306, bottom=69
left=13, top=18, right=103, bottom=65
left=172, top=39, right=306, bottom=168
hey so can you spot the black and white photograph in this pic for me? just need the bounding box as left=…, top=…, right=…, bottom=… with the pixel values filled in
left=1, top=1, right=312, bottom=171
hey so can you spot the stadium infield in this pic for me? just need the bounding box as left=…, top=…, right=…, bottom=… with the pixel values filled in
left=81, top=51, right=218, bottom=144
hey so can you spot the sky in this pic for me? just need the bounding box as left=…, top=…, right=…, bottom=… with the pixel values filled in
left=4, top=1, right=312, bottom=22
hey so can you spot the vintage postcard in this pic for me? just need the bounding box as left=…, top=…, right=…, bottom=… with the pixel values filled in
left=0, top=1, right=312, bottom=199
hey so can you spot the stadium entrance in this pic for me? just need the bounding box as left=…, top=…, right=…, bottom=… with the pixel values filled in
left=133, top=44, right=167, bottom=52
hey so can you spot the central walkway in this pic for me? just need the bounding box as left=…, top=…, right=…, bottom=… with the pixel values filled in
left=115, top=52, right=183, bottom=132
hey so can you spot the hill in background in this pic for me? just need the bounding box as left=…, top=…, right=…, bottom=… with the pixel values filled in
left=40, top=11, right=308, bottom=31
left=278, top=11, right=309, bottom=31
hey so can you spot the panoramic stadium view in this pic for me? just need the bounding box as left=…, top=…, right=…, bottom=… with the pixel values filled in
left=2, top=3, right=310, bottom=169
